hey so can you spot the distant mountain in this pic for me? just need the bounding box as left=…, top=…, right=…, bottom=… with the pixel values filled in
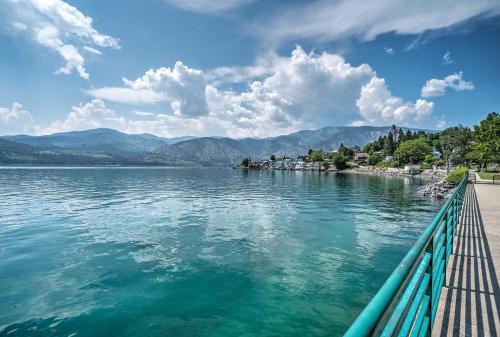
left=0, top=139, right=135, bottom=165
left=148, top=126, right=423, bottom=165
left=2, top=128, right=195, bottom=158
left=1, top=126, right=428, bottom=166
left=146, top=137, right=248, bottom=166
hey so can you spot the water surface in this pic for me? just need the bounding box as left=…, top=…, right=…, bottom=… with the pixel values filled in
left=0, top=168, right=442, bottom=336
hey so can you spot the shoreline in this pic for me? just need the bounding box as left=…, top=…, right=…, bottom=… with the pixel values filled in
left=348, top=167, right=454, bottom=199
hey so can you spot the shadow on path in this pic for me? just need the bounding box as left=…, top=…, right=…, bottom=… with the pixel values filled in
left=433, top=184, right=500, bottom=337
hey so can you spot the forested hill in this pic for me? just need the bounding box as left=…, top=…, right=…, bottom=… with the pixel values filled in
left=0, top=126, right=426, bottom=166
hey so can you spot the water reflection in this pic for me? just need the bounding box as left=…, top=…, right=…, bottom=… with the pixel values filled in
left=0, top=168, right=441, bottom=337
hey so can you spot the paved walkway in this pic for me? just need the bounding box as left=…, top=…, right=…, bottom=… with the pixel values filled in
left=432, top=184, right=500, bottom=337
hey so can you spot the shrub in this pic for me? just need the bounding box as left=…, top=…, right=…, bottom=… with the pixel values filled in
left=333, top=153, right=348, bottom=170
left=368, top=153, right=383, bottom=165
left=445, top=167, right=468, bottom=185
left=377, top=160, right=397, bottom=168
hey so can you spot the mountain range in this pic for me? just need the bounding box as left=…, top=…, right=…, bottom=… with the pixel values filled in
left=0, top=126, right=422, bottom=166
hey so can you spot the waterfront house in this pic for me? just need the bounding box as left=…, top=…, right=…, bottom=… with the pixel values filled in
left=354, top=152, right=369, bottom=162
left=295, top=161, right=306, bottom=170
left=404, top=164, right=421, bottom=174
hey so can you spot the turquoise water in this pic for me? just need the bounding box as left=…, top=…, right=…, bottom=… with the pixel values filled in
left=0, top=168, right=442, bottom=337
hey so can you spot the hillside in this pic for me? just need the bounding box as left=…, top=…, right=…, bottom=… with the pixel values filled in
left=2, top=128, right=194, bottom=158
left=0, top=139, right=134, bottom=165
left=148, top=126, right=411, bottom=165
left=1, top=125, right=427, bottom=166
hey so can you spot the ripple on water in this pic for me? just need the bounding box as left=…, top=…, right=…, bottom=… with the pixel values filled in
left=0, top=168, right=443, bottom=336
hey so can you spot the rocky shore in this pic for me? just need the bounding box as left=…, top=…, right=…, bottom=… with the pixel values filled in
left=350, top=167, right=454, bottom=199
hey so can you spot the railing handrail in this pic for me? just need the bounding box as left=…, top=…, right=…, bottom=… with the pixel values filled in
left=343, top=174, right=468, bottom=337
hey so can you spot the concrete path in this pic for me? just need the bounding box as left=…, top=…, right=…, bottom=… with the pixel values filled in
left=432, top=184, right=500, bottom=337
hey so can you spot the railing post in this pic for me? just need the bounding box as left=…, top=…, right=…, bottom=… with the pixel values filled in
left=452, top=197, right=457, bottom=238
left=425, top=239, right=434, bottom=335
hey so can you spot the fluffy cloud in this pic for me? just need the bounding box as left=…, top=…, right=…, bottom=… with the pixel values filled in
left=251, top=0, right=500, bottom=45
left=356, top=78, right=433, bottom=125
left=4, top=0, right=119, bottom=79
left=421, top=72, right=474, bottom=97
left=86, top=46, right=438, bottom=138
left=37, top=99, right=127, bottom=134
left=163, top=0, right=252, bottom=14
left=0, top=102, right=35, bottom=135
left=34, top=99, right=225, bottom=138
left=88, top=62, right=208, bottom=117
left=86, top=87, right=165, bottom=105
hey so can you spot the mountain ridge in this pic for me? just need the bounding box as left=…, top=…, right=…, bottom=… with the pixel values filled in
left=1, top=126, right=430, bottom=166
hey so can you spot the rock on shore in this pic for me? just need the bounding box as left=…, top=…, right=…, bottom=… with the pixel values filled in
left=351, top=167, right=453, bottom=199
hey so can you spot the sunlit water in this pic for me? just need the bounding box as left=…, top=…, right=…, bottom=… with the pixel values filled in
left=0, top=167, right=443, bottom=337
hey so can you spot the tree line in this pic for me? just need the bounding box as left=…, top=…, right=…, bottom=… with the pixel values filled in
left=239, top=112, right=499, bottom=172
left=362, top=112, right=499, bottom=171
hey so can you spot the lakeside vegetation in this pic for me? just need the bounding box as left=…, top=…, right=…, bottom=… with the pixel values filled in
left=362, top=112, right=499, bottom=171
left=240, top=112, right=499, bottom=184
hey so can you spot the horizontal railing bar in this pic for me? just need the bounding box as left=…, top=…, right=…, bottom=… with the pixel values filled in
left=418, top=316, right=430, bottom=337
left=398, top=273, right=431, bottom=337
left=380, top=253, right=431, bottom=336
left=410, top=295, right=430, bottom=337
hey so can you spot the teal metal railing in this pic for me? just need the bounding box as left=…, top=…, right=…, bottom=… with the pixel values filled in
left=343, top=174, right=468, bottom=337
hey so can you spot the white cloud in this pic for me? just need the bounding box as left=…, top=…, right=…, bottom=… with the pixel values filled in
left=89, top=62, right=209, bottom=117
left=86, top=87, right=166, bottom=105
left=356, top=77, right=434, bottom=125
left=4, top=0, right=119, bottom=79
left=83, top=46, right=102, bottom=55
left=436, top=116, right=446, bottom=129
left=163, top=0, right=252, bottom=14
left=384, top=47, right=395, bottom=55
left=0, top=102, right=35, bottom=135
left=87, top=46, right=437, bottom=138
left=442, top=51, right=454, bottom=65
left=36, top=99, right=127, bottom=134
left=421, top=72, right=474, bottom=97
left=133, top=111, right=155, bottom=117
left=34, top=99, right=225, bottom=138
left=251, top=0, right=500, bottom=45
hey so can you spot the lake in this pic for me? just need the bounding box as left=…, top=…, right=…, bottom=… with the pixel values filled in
left=0, top=168, right=443, bottom=337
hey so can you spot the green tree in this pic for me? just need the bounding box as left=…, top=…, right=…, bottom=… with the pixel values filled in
left=241, top=157, right=251, bottom=168
left=363, top=142, right=374, bottom=154
left=440, top=125, right=472, bottom=172
left=338, top=143, right=354, bottom=158
left=473, top=112, right=500, bottom=170
left=424, top=154, right=436, bottom=166
left=270, top=154, right=276, bottom=161
left=464, top=150, right=482, bottom=165
left=333, top=153, right=348, bottom=170
left=394, top=138, right=432, bottom=164
left=384, top=131, right=396, bottom=156
left=368, top=153, right=382, bottom=166
left=310, top=150, right=324, bottom=162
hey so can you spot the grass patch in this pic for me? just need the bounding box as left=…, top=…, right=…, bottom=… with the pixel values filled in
left=445, top=167, right=468, bottom=185
left=478, top=172, right=499, bottom=180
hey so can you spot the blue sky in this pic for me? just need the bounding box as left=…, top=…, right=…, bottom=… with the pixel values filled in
left=0, top=0, right=499, bottom=138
